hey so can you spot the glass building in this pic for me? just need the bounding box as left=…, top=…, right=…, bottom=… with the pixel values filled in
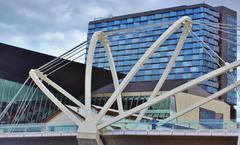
left=0, top=42, right=119, bottom=124
left=0, top=76, right=58, bottom=124
left=87, top=4, right=237, bottom=105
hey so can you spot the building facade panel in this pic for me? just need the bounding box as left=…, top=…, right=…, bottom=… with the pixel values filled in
left=87, top=4, right=237, bottom=104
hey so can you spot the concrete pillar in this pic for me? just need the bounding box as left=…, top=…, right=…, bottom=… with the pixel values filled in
left=77, top=132, right=104, bottom=145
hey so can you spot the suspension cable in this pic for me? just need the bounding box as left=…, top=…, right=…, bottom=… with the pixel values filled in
left=191, top=30, right=226, bottom=64
left=206, top=32, right=239, bottom=46
left=0, top=77, right=30, bottom=122
left=47, top=52, right=86, bottom=76
left=39, top=95, right=49, bottom=122
left=39, top=40, right=88, bottom=71
left=195, top=21, right=240, bottom=28
left=11, top=81, right=34, bottom=120
left=35, top=92, right=44, bottom=123
left=9, top=87, right=38, bottom=131
left=191, top=29, right=239, bottom=102
left=205, top=22, right=240, bottom=28
left=194, top=22, right=240, bottom=37
left=10, top=82, right=35, bottom=125
left=43, top=44, right=86, bottom=74
left=190, top=31, right=221, bottom=67
left=193, top=21, right=240, bottom=31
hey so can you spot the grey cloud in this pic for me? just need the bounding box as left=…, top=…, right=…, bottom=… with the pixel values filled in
left=0, top=0, right=239, bottom=57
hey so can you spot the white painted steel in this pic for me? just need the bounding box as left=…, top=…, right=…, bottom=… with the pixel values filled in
left=162, top=80, right=240, bottom=123
left=85, top=32, right=99, bottom=121
left=29, top=70, right=82, bottom=126
left=95, top=16, right=192, bottom=124
left=136, top=20, right=192, bottom=121
left=36, top=70, right=86, bottom=110
left=97, top=60, right=240, bottom=129
left=85, top=31, right=124, bottom=122
left=25, top=16, right=240, bottom=140
left=99, top=33, right=123, bottom=114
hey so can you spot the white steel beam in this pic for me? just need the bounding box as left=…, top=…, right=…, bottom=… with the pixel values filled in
left=162, top=80, right=240, bottom=123
left=35, top=70, right=87, bottom=118
left=136, top=21, right=192, bottom=121
left=85, top=32, right=100, bottom=121
left=99, top=33, right=123, bottom=114
left=29, top=69, right=82, bottom=126
left=95, top=16, right=192, bottom=123
left=85, top=31, right=124, bottom=122
left=97, top=60, right=240, bottom=129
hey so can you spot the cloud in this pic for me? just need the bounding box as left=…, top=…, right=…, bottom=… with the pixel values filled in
left=0, top=0, right=239, bottom=59
left=86, top=6, right=109, bottom=18
left=7, top=35, right=29, bottom=48
left=36, top=30, right=87, bottom=55
left=17, top=8, right=42, bottom=19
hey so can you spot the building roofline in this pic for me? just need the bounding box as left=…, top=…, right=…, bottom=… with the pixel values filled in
left=0, top=42, right=55, bottom=59
left=0, top=42, right=125, bottom=98
left=89, top=3, right=225, bottom=24
left=215, top=6, right=237, bottom=17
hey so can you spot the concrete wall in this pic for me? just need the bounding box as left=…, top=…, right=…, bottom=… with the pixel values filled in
left=92, top=90, right=231, bottom=122
left=175, top=92, right=231, bottom=121
left=46, top=112, right=76, bottom=125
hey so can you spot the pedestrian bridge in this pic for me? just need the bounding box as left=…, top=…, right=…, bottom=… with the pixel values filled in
left=0, top=121, right=237, bottom=145
left=0, top=16, right=239, bottom=145
left=0, top=131, right=237, bottom=145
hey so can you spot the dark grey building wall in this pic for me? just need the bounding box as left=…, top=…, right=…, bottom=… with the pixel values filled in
left=214, top=6, right=237, bottom=118
left=0, top=42, right=124, bottom=98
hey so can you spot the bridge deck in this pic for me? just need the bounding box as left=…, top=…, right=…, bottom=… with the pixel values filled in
left=0, top=130, right=237, bottom=145
left=0, top=122, right=237, bottom=145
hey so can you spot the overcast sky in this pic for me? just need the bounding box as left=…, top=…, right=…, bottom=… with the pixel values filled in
left=0, top=0, right=239, bottom=56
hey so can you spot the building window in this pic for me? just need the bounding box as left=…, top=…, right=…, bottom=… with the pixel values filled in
left=199, top=108, right=223, bottom=129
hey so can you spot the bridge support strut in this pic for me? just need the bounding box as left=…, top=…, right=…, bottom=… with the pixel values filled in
left=77, top=132, right=103, bottom=145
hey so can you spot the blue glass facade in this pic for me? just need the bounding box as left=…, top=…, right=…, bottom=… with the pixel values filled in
left=91, top=95, right=176, bottom=118
left=87, top=4, right=236, bottom=101
left=0, top=78, right=58, bottom=124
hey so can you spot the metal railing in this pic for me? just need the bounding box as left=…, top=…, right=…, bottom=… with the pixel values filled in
left=100, top=119, right=238, bottom=132
left=0, top=123, right=78, bottom=133
left=0, top=120, right=237, bottom=135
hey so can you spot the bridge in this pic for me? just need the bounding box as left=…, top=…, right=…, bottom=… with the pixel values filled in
left=0, top=120, right=237, bottom=145
left=0, top=16, right=239, bottom=145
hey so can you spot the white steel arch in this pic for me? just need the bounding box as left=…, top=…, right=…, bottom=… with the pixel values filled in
left=29, top=70, right=83, bottom=126
left=27, top=16, right=240, bottom=143
left=85, top=31, right=124, bottom=123
left=96, top=63, right=240, bottom=129
left=94, top=16, right=192, bottom=123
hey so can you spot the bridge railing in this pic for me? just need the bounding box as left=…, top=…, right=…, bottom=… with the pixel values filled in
left=0, top=123, right=78, bottom=133
left=0, top=119, right=237, bottom=134
left=100, top=119, right=238, bottom=132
